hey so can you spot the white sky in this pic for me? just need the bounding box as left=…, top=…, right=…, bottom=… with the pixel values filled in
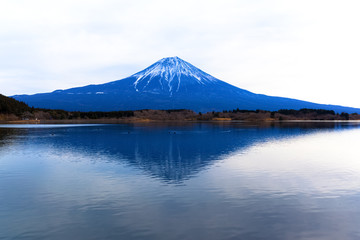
left=1, top=0, right=360, bottom=108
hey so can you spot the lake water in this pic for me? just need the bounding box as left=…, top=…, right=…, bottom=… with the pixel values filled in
left=1, top=122, right=360, bottom=240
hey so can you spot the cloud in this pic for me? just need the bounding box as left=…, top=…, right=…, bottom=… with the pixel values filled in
left=0, top=0, right=360, bottom=107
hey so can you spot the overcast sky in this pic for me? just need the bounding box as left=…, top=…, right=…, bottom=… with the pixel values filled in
left=1, top=0, right=360, bottom=107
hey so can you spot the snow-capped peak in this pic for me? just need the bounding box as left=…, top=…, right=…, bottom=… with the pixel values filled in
left=132, top=57, right=218, bottom=94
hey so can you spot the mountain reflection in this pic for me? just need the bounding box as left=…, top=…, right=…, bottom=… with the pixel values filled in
left=1, top=122, right=359, bottom=182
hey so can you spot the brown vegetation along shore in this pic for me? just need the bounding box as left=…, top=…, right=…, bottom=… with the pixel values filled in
left=3, top=92, right=360, bottom=124
left=1, top=108, right=360, bottom=124
left=2, top=119, right=41, bottom=124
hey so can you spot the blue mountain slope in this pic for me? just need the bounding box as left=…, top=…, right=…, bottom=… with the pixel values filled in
left=12, top=57, right=360, bottom=113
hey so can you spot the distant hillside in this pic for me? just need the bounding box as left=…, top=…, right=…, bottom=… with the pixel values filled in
left=0, top=94, right=31, bottom=115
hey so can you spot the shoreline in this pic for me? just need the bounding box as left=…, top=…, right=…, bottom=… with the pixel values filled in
left=1, top=118, right=360, bottom=125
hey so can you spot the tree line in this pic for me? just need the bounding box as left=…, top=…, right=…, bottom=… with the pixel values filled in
left=0, top=94, right=30, bottom=115
left=1, top=94, right=359, bottom=121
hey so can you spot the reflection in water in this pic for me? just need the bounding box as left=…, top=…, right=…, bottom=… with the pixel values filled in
left=1, top=122, right=360, bottom=240
left=0, top=128, right=18, bottom=147
left=0, top=122, right=339, bottom=182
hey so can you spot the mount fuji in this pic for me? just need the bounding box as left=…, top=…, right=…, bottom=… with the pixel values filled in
left=12, top=57, right=360, bottom=113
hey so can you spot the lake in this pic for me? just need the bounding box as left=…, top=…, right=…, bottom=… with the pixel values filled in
left=1, top=122, right=360, bottom=240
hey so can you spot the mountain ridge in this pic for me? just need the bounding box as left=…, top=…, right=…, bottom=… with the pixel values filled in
left=12, top=57, right=360, bottom=113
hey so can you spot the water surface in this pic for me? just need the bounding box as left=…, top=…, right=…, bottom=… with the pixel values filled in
left=1, top=122, right=360, bottom=240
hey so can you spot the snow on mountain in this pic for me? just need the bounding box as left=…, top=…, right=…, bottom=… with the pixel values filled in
left=131, top=57, right=218, bottom=95
left=11, top=57, right=360, bottom=113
